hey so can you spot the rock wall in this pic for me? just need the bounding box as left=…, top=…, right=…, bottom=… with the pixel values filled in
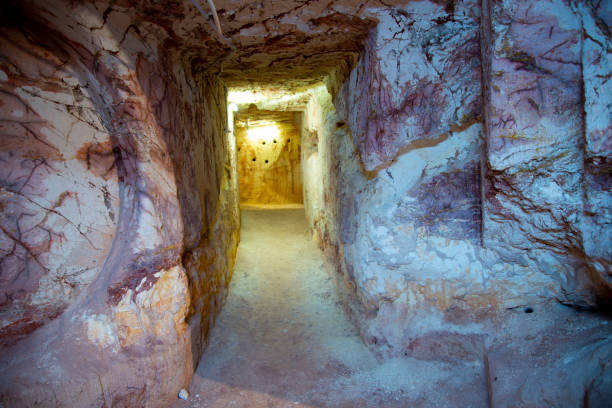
left=0, top=0, right=610, bottom=405
left=301, top=85, right=341, bottom=231
left=235, top=109, right=302, bottom=205
left=309, top=0, right=495, bottom=354
left=481, top=0, right=612, bottom=310
left=301, top=0, right=612, bottom=403
left=0, top=1, right=239, bottom=406
left=0, top=14, right=120, bottom=350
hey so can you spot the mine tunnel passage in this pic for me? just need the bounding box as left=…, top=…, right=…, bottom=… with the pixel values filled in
left=171, top=86, right=445, bottom=406
left=2, top=0, right=612, bottom=406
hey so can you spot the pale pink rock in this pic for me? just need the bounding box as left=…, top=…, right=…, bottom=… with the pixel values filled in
left=0, top=0, right=610, bottom=406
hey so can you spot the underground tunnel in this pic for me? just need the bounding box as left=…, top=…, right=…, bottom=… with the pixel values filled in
left=1, top=0, right=611, bottom=407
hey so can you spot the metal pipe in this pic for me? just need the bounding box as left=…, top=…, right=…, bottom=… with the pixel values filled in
left=206, top=0, right=224, bottom=41
left=190, top=0, right=229, bottom=44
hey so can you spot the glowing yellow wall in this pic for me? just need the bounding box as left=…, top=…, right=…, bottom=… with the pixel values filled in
left=236, top=112, right=302, bottom=205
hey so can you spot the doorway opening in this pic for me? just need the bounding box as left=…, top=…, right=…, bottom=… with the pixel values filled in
left=234, top=107, right=303, bottom=207
left=227, top=84, right=337, bottom=232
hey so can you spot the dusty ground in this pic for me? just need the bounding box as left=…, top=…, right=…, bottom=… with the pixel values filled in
left=171, top=209, right=487, bottom=408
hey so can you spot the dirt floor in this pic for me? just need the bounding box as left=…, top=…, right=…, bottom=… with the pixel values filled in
left=171, top=209, right=487, bottom=407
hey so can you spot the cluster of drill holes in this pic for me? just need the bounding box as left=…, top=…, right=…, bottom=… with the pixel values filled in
left=243, top=135, right=289, bottom=165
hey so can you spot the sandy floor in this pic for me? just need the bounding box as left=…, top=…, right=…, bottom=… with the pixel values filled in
left=171, top=209, right=486, bottom=407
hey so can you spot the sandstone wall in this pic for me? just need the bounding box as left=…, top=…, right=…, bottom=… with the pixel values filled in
left=0, top=1, right=239, bottom=406
left=301, top=85, right=341, bottom=231
left=299, top=1, right=612, bottom=398
left=481, top=0, right=612, bottom=310
left=309, top=0, right=493, bottom=355
left=236, top=110, right=302, bottom=205
left=297, top=2, right=612, bottom=405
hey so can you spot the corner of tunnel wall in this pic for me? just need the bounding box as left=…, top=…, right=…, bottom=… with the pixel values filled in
left=178, top=69, right=241, bottom=372
left=300, top=83, right=339, bottom=232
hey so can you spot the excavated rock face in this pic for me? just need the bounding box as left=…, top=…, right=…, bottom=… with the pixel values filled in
left=481, top=0, right=609, bottom=309
left=310, top=0, right=612, bottom=330
left=235, top=109, right=303, bottom=205
left=0, top=19, right=120, bottom=347
left=0, top=0, right=611, bottom=406
left=296, top=0, right=612, bottom=405
left=108, top=0, right=380, bottom=91
left=0, top=1, right=240, bottom=405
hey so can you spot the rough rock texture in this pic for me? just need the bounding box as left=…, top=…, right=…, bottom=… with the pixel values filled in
left=235, top=109, right=302, bottom=205
left=105, top=0, right=381, bottom=92
left=485, top=305, right=612, bottom=407
left=295, top=0, right=612, bottom=405
left=0, top=1, right=239, bottom=406
left=579, top=0, right=612, bottom=276
left=1, top=0, right=611, bottom=406
left=481, top=0, right=612, bottom=310
left=301, top=0, right=612, bottom=347
left=0, top=21, right=120, bottom=347
left=338, top=0, right=483, bottom=172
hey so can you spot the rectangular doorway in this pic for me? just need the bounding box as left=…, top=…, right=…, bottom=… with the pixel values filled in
left=234, top=109, right=303, bottom=207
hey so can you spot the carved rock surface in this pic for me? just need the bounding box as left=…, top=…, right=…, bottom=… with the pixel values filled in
left=298, top=0, right=612, bottom=405
left=0, top=23, right=120, bottom=347
left=0, top=1, right=239, bottom=406
left=312, top=0, right=611, bottom=343
left=0, top=0, right=610, bottom=406
left=480, top=0, right=612, bottom=311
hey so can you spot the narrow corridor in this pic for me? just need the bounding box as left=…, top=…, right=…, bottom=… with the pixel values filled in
left=172, top=209, right=486, bottom=408
left=3, top=2, right=612, bottom=406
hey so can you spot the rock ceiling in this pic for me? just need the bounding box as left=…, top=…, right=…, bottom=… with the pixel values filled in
left=107, top=0, right=411, bottom=90
left=234, top=108, right=299, bottom=128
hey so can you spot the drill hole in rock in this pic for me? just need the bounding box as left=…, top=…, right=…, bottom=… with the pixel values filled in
left=524, top=307, right=534, bottom=314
